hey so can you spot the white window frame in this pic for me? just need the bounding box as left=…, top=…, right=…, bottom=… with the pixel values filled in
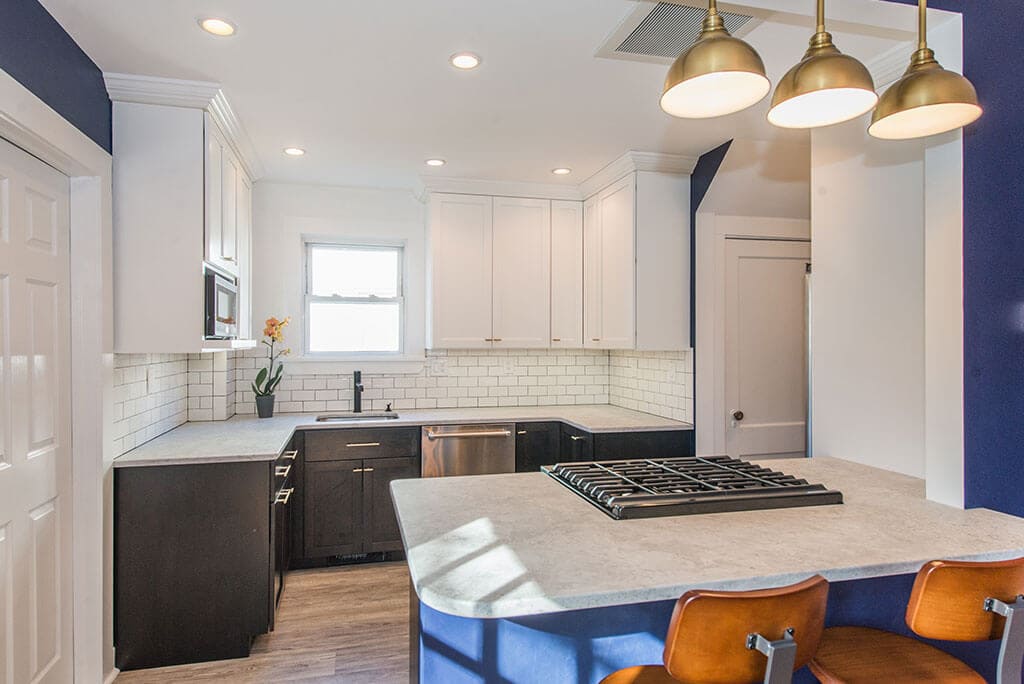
left=303, top=240, right=406, bottom=357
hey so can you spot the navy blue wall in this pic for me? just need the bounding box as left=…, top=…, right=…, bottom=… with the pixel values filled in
left=0, top=0, right=111, bottom=152
left=882, top=0, right=1024, bottom=516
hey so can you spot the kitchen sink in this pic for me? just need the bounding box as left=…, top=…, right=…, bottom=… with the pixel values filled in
left=315, top=412, right=400, bottom=423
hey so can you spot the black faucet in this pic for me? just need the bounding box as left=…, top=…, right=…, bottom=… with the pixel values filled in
left=353, top=370, right=364, bottom=413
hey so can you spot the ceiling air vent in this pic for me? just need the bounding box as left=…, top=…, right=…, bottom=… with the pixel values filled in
left=603, top=2, right=757, bottom=62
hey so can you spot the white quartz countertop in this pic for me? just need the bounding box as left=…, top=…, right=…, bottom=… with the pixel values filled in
left=113, top=405, right=692, bottom=467
left=390, top=457, right=1024, bottom=619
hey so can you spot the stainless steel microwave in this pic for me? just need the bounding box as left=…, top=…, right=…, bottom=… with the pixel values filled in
left=204, top=268, right=238, bottom=339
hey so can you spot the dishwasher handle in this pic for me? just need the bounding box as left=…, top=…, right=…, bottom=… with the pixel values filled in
left=425, top=428, right=512, bottom=440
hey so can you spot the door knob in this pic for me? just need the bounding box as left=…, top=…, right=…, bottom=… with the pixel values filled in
left=732, top=410, right=745, bottom=421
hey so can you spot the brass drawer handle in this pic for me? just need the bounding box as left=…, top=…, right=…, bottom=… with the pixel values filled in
left=352, top=467, right=375, bottom=473
left=346, top=442, right=380, bottom=448
left=274, top=488, right=294, bottom=505
left=281, top=450, right=298, bottom=460
left=275, top=464, right=292, bottom=478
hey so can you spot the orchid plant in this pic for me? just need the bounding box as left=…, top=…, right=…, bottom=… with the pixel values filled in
left=252, top=316, right=291, bottom=397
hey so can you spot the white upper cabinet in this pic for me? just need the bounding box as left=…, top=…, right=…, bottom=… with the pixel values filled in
left=111, top=101, right=255, bottom=352
left=428, top=194, right=494, bottom=348
left=492, top=197, right=551, bottom=348
left=583, top=171, right=690, bottom=351
left=550, top=200, right=584, bottom=347
left=205, top=115, right=245, bottom=277
left=584, top=176, right=636, bottom=350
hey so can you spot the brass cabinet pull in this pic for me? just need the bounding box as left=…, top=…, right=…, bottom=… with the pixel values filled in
left=591, top=338, right=600, bottom=342
left=281, top=450, right=298, bottom=460
left=492, top=338, right=503, bottom=342
left=552, top=338, right=561, bottom=342
left=274, top=488, right=294, bottom=505
left=353, top=467, right=375, bottom=473
left=570, top=435, right=586, bottom=441
left=363, top=467, right=375, bottom=472
left=484, top=338, right=494, bottom=342
left=275, top=464, right=292, bottom=478
left=517, top=430, right=527, bottom=435
left=346, top=442, right=380, bottom=448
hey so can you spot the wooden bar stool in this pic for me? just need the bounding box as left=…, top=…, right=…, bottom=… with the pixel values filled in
left=810, top=557, right=1024, bottom=683
left=601, top=575, right=829, bottom=684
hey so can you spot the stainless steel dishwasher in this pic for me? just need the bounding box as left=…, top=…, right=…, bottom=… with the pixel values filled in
left=421, top=424, right=515, bottom=477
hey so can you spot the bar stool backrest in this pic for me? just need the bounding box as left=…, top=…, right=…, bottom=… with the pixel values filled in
left=662, top=575, right=829, bottom=684
left=906, top=557, right=1024, bottom=641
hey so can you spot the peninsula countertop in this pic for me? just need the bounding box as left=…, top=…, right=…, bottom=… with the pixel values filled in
left=113, top=405, right=692, bottom=468
left=390, top=456, right=1024, bottom=619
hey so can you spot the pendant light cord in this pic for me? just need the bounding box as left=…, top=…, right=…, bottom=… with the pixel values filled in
left=709, top=0, right=718, bottom=16
left=816, top=0, right=825, bottom=34
left=918, top=0, right=928, bottom=50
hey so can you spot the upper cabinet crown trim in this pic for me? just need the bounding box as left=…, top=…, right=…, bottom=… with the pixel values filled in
left=416, top=150, right=698, bottom=204
left=103, top=72, right=265, bottom=181
left=579, top=150, right=698, bottom=200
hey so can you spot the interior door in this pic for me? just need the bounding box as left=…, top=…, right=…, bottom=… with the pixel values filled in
left=724, top=238, right=810, bottom=459
left=491, top=197, right=550, bottom=348
left=0, top=139, right=73, bottom=683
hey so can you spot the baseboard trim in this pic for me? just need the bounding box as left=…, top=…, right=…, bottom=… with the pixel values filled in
left=103, top=667, right=120, bottom=684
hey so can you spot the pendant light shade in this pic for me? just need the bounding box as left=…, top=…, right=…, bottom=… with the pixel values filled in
left=868, top=0, right=981, bottom=140
left=767, top=0, right=877, bottom=129
left=660, top=1, right=770, bottom=119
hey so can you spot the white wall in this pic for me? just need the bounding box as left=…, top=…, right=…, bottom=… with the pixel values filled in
left=810, top=117, right=926, bottom=478
left=252, top=182, right=427, bottom=362
left=699, top=138, right=811, bottom=219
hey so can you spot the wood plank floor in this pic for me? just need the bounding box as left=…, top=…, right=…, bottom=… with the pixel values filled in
left=116, top=562, right=410, bottom=683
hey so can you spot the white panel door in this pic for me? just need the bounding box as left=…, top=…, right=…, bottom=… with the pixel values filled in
left=429, top=194, right=493, bottom=348
left=596, top=176, right=635, bottom=350
left=582, top=196, right=601, bottom=349
left=550, top=200, right=583, bottom=348
left=492, top=197, right=551, bottom=348
left=724, top=239, right=810, bottom=459
left=0, top=139, right=73, bottom=684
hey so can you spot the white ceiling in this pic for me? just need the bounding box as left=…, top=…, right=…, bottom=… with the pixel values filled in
left=40, top=0, right=929, bottom=189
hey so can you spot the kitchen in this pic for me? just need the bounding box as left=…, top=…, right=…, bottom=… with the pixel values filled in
left=0, top=1, right=1021, bottom=683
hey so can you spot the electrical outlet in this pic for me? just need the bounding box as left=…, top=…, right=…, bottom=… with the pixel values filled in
left=428, top=356, right=448, bottom=376
left=499, top=357, right=516, bottom=376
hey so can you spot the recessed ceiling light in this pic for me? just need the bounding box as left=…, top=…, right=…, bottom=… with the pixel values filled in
left=552, top=168, right=572, bottom=176
left=283, top=147, right=306, bottom=157
left=425, top=158, right=446, bottom=167
left=449, top=52, right=481, bottom=70
left=198, top=17, right=236, bottom=37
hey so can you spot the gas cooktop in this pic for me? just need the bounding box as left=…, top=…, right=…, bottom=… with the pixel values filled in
left=542, top=456, right=843, bottom=520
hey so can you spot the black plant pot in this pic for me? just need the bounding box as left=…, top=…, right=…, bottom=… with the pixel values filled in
left=256, top=395, right=275, bottom=419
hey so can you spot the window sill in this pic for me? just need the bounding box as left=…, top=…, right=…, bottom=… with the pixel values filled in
left=283, top=355, right=426, bottom=375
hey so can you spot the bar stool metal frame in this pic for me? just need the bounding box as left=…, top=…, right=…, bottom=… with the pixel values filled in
left=983, top=594, right=1024, bottom=683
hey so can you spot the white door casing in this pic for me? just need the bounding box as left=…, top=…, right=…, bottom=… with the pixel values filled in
left=0, top=140, right=73, bottom=683
left=724, top=238, right=810, bottom=459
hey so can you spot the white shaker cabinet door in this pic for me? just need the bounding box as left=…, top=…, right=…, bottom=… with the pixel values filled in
left=492, top=197, right=551, bottom=348
left=550, top=200, right=584, bottom=348
left=429, top=194, right=494, bottom=348
left=595, top=175, right=636, bottom=350
left=582, top=195, right=602, bottom=349
left=204, top=114, right=239, bottom=276
left=236, top=171, right=253, bottom=340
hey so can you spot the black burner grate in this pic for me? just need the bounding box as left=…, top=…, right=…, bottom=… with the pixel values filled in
left=543, top=456, right=843, bottom=519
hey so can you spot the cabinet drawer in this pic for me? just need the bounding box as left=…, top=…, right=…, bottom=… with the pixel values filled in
left=304, top=427, right=420, bottom=462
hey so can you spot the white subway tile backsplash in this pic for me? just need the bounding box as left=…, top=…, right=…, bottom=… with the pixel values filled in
left=608, top=350, right=694, bottom=423
left=111, top=354, right=188, bottom=456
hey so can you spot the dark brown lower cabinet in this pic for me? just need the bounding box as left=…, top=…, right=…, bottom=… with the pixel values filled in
left=515, top=422, right=562, bottom=472
left=302, top=455, right=418, bottom=559
left=114, top=460, right=273, bottom=671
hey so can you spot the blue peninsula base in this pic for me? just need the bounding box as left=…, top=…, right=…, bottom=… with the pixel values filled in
left=413, top=574, right=1003, bottom=683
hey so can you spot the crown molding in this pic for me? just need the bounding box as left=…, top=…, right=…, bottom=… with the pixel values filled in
left=867, top=40, right=915, bottom=90
left=414, top=176, right=583, bottom=203
left=103, top=72, right=265, bottom=180
left=579, top=150, right=697, bottom=199
left=415, top=150, right=698, bottom=204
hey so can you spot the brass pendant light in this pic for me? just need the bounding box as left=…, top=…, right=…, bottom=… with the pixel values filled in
left=768, top=0, right=878, bottom=129
left=660, top=0, right=770, bottom=119
left=868, top=0, right=981, bottom=140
